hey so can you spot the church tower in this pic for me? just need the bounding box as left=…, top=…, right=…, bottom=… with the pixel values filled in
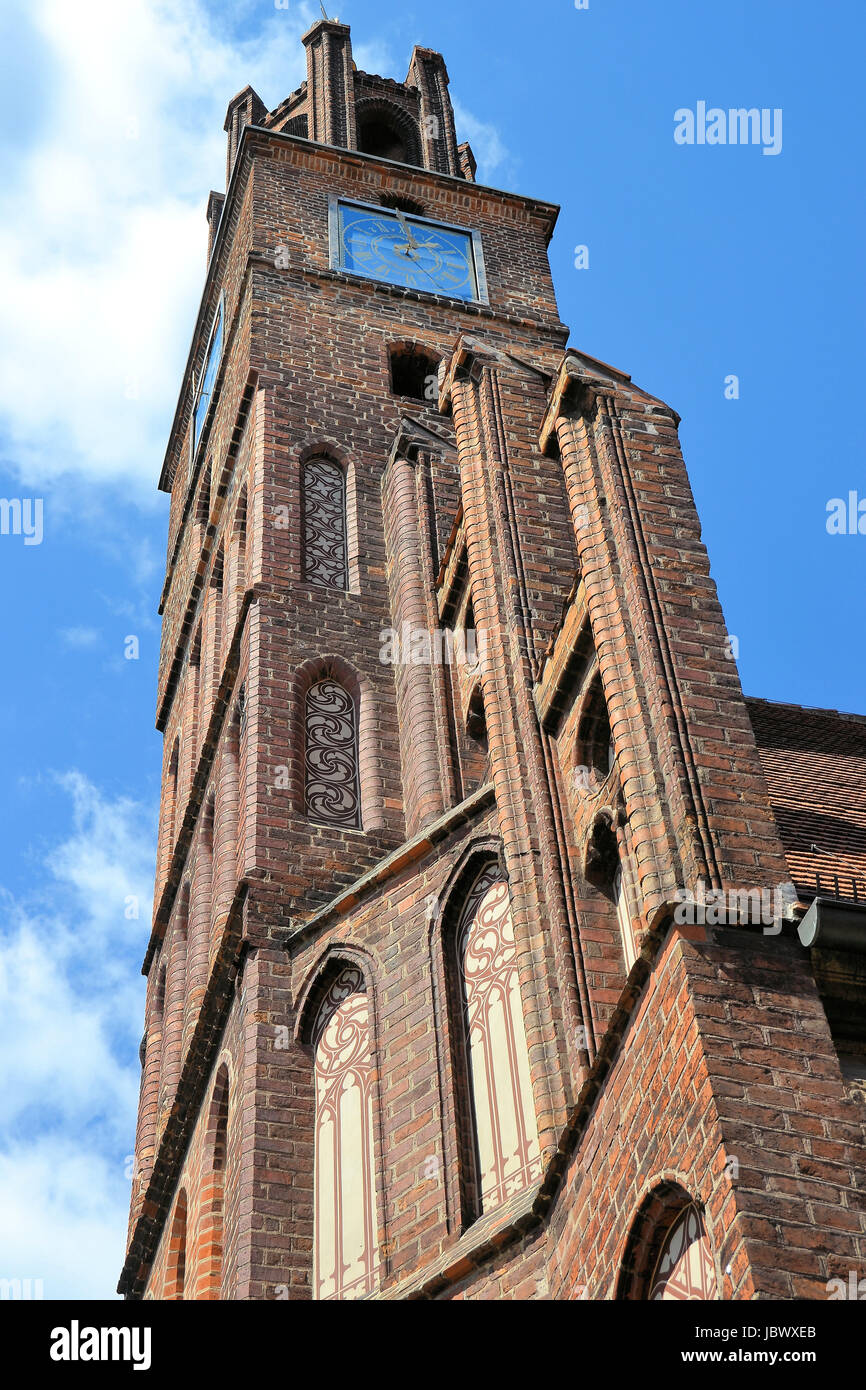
left=120, top=20, right=866, bottom=1300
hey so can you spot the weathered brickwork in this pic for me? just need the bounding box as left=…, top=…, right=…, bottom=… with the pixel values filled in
left=120, top=19, right=866, bottom=1301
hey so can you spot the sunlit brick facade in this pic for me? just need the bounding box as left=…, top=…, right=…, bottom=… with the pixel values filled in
left=120, top=19, right=866, bottom=1301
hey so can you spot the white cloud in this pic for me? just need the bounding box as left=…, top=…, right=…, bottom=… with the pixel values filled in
left=0, top=1141, right=132, bottom=1301
left=452, top=99, right=513, bottom=185
left=58, top=627, right=100, bottom=648
left=352, top=38, right=399, bottom=79
left=0, top=773, right=155, bottom=1298
left=0, top=0, right=317, bottom=494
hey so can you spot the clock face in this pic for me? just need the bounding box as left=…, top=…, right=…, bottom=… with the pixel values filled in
left=336, top=201, right=480, bottom=301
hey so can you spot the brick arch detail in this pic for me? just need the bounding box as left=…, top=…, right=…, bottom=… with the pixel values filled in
left=159, top=881, right=189, bottom=1121
left=354, top=97, right=423, bottom=166
left=385, top=337, right=440, bottom=361
left=582, top=806, right=620, bottom=887
left=211, top=700, right=241, bottom=953
left=428, top=837, right=506, bottom=948
left=386, top=339, right=442, bottom=404
left=614, top=1177, right=718, bottom=1300
left=573, top=663, right=614, bottom=776
left=162, top=734, right=181, bottom=883
left=294, top=943, right=381, bottom=1048
left=204, top=1057, right=233, bottom=1160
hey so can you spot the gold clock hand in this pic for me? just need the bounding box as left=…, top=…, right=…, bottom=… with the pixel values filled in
left=383, top=217, right=461, bottom=294
left=395, top=209, right=421, bottom=250
left=404, top=248, right=448, bottom=292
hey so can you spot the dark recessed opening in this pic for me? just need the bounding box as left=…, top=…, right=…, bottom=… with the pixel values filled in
left=390, top=345, right=439, bottom=401
left=578, top=676, right=614, bottom=781
left=358, top=119, right=407, bottom=163
left=584, top=814, right=619, bottom=892
left=466, top=684, right=488, bottom=752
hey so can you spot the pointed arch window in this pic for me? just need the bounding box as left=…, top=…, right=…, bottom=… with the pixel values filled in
left=576, top=671, right=614, bottom=790
left=456, top=865, right=541, bottom=1213
left=303, top=457, right=348, bottom=591
left=304, top=680, right=362, bottom=828
left=312, top=965, right=379, bottom=1301
left=650, top=1203, right=717, bottom=1300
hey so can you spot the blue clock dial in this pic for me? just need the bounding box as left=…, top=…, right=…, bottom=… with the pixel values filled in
left=336, top=202, right=480, bottom=301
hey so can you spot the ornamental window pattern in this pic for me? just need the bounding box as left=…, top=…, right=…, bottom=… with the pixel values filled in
left=304, top=680, right=362, bottom=828
left=303, top=457, right=348, bottom=591
left=313, top=966, right=379, bottom=1301
left=456, top=865, right=541, bottom=1212
left=650, top=1204, right=718, bottom=1300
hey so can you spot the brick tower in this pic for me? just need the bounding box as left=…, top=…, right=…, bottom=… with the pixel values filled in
left=120, top=19, right=866, bottom=1300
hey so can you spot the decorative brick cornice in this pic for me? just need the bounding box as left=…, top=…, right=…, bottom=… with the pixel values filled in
left=538, top=348, right=679, bottom=456
left=287, top=783, right=497, bottom=945
left=385, top=414, right=456, bottom=472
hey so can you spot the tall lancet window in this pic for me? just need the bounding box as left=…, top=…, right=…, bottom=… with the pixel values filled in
left=313, top=966, right=379, bottom=1301
left=304, top=680, right=362, bottom=828
left=303, top=457, right=348, bottom=590
left=457, top=865, right=541, bottom=1212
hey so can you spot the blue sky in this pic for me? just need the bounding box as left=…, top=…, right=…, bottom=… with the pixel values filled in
left=0, top=0, right=862, bottom=1298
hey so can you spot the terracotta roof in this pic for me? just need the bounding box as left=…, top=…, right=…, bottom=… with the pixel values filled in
left=747, top=697, right=866, bottom=902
